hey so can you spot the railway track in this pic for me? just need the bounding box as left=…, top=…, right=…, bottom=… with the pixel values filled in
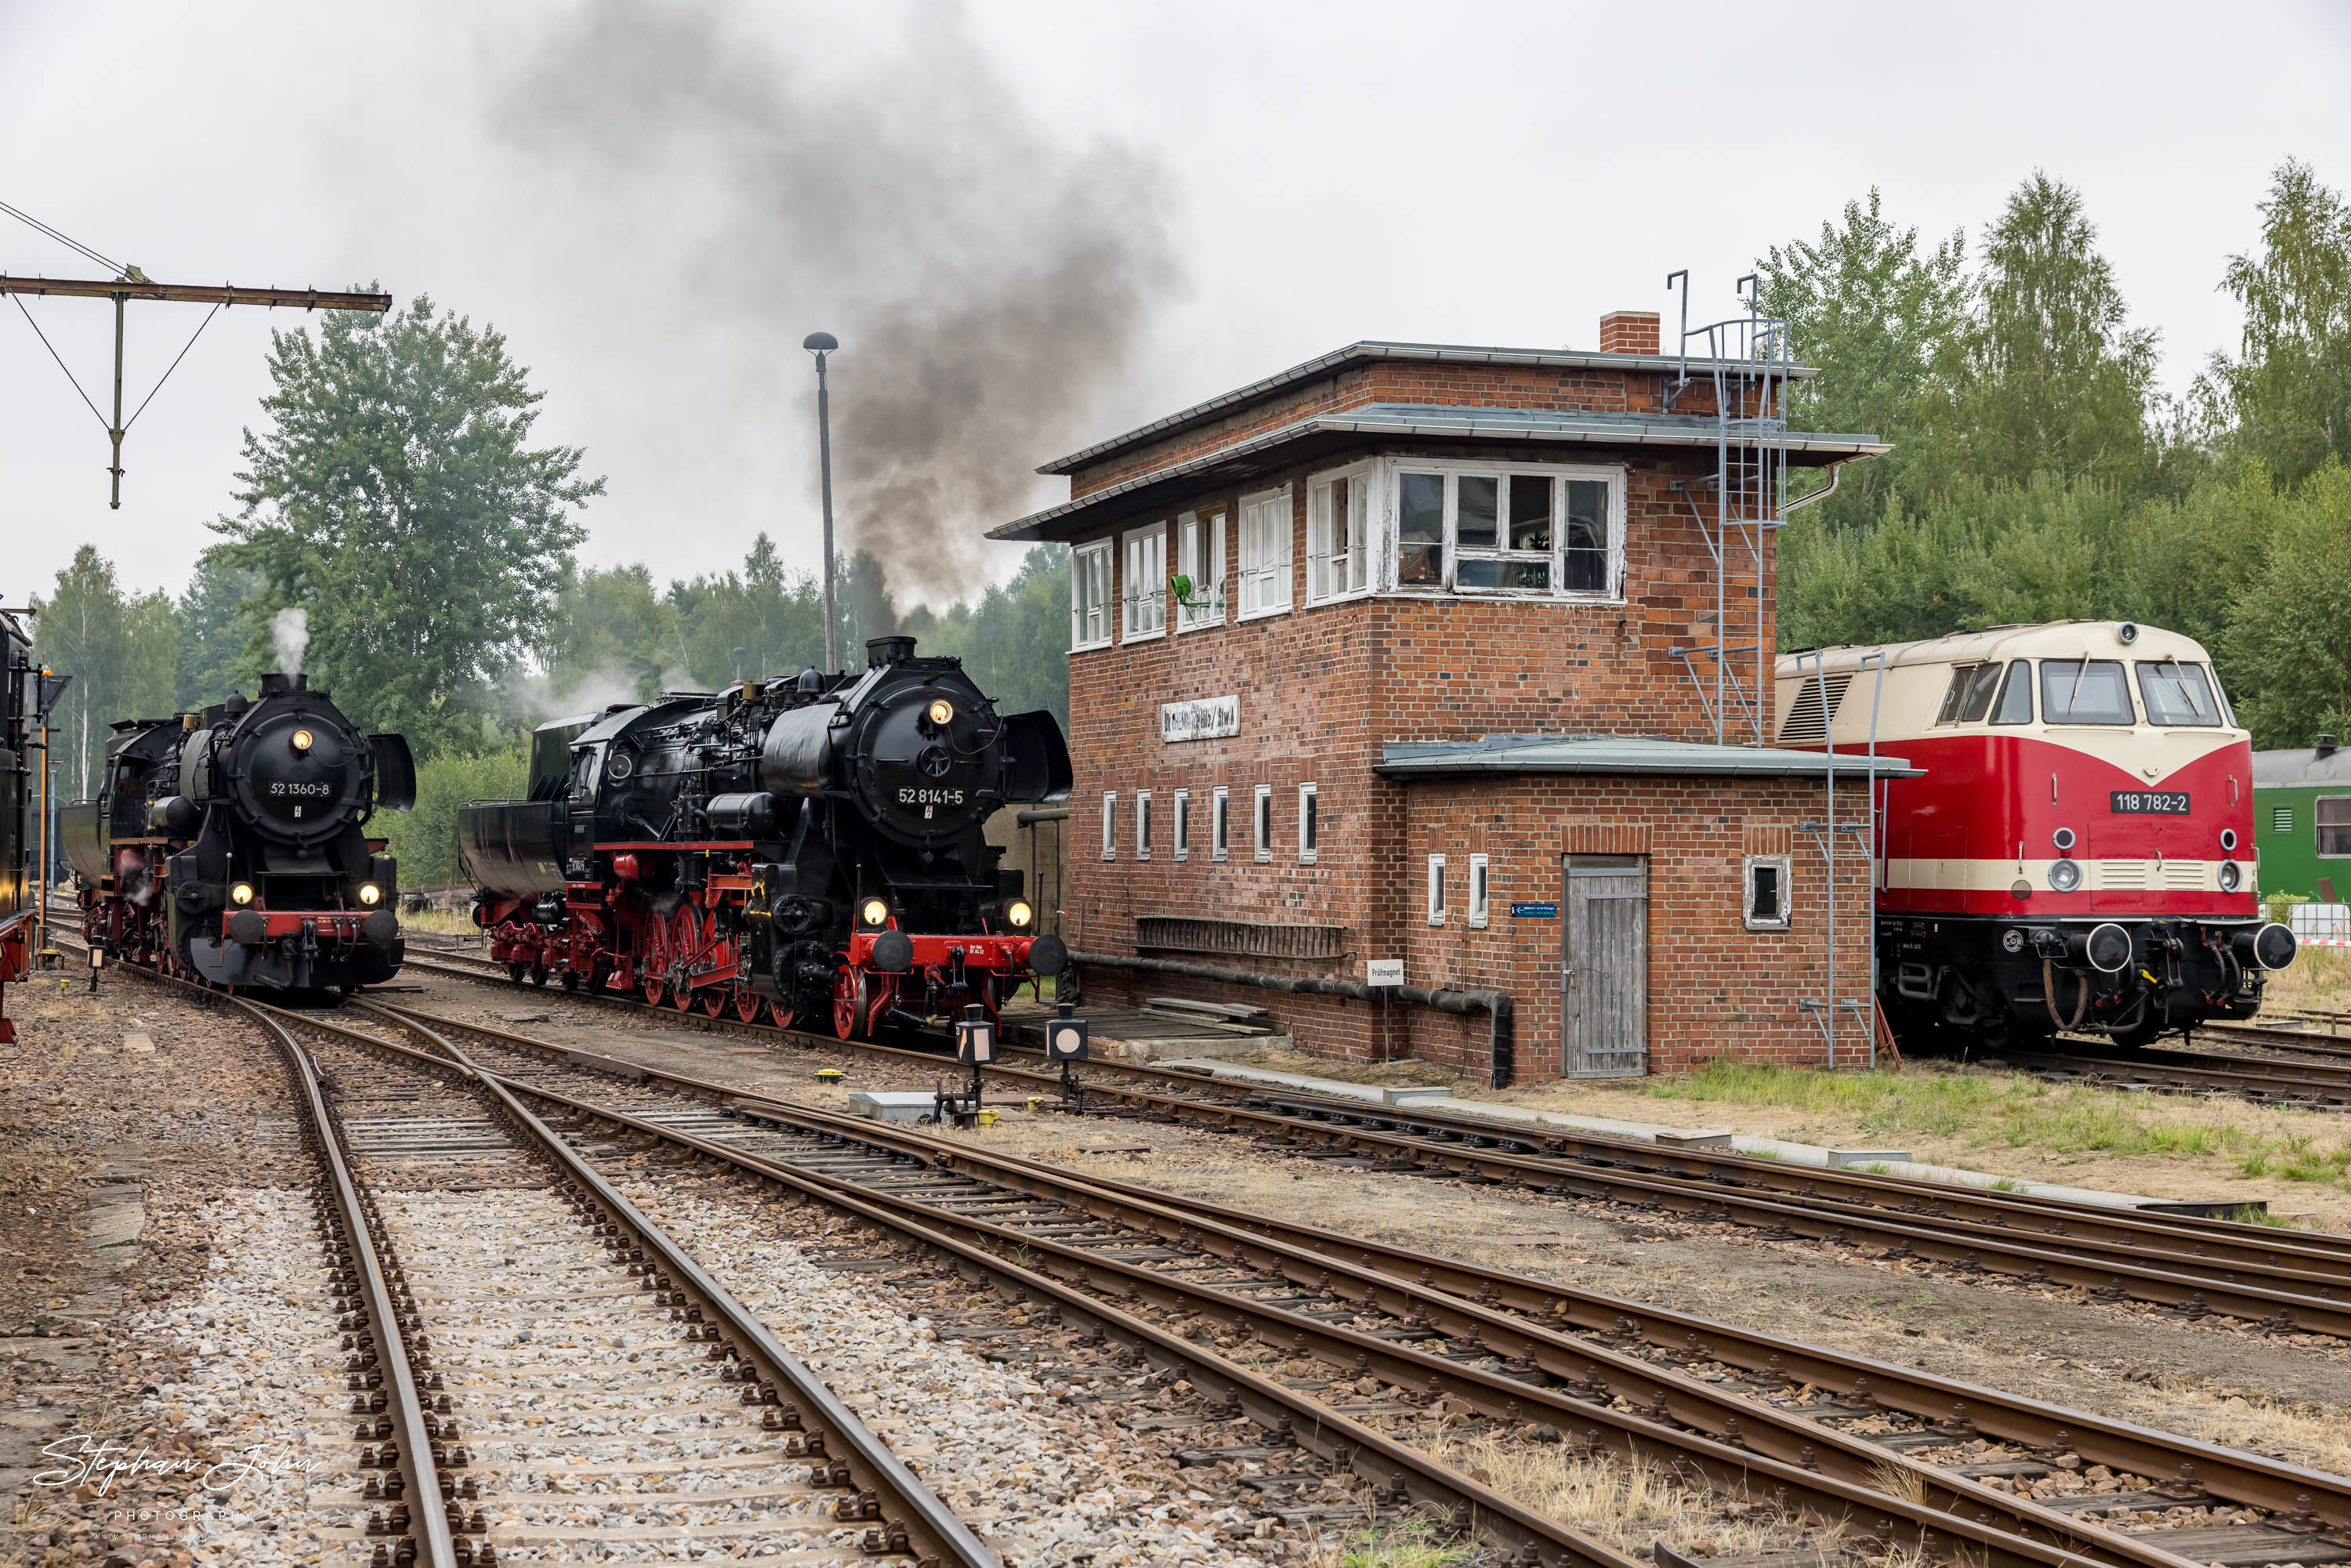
left=391, top=951, right=2351, bottom=1337
left=2016, top=1037, right=2351, bottom=1108
left=317, top=997, right=2351, bottom=1568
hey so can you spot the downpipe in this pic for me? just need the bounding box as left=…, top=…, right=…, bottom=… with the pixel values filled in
left=1067, top=948, right=1516, bottom=1088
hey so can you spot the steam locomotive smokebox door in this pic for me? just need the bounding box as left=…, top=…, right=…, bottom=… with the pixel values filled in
left=1564, top=855, right=1647, bottom=1078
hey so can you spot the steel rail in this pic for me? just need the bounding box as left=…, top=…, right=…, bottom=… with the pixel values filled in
left=367, top=1002, right=2351, bottom=1532
left=2020, top=1045, right=2351, bottom=1104
left=351, top=1012, right=2193, bottom=1568
left=232, top=998, right=459, bottom=1568
left=292, top=998, right=1648, bottom=1568
left=393, top=956, right=2339, bottom=1263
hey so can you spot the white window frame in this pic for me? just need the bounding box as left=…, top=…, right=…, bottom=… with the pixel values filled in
left=1380, top=458, right=1626, bottom=601
left=1211, top=785, right=1230, bottom=863
left=1070, top=539, right=1114, bottom=651
left=1252, top=783, right=1273, bottom=863
left=1468, top=853, right=1489, bottom=929
left=1743, top=853, right=1793, bottom=931
left=1172, top=788, right=1190, bottom=862
left=1174, top=509, right=1226, bottom=632
left=1136, top=789, right=1153, bottom=860
left=1121, top=523, right=1167, bottom=643
left=1426, top=854, right=1447, bottom=925
left=1100, top=791, right=1117, bottom=860
left=1306, top=465, right=1373, bottom=606
left=1237, top=484, right=1294, bottom=621
left=1298, top=783, right=1318, bottom=864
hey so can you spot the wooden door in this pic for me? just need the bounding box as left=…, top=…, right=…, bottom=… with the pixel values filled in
left=1563, top=856, right=1648, bottom=1077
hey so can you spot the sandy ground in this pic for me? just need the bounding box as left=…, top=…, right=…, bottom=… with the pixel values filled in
left=380, top=965, right=2351, bottom=1489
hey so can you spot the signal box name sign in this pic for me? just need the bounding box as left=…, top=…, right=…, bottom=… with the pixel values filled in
left=1161, top=694, right=1241, bottom=743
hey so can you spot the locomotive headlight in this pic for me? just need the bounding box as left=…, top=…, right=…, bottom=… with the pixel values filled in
left=1008, top=900, right=1034, bottom=928
left=358, top=882, right=382, bottom=906
left=860, top=898, right=890, bottom=928
left=2219, top=860, right=2244, bottom=893
left=926, top=698, right=955, bottom=727
left=2048, top=858, right=2083, bottom=893
left=230, top=882, right=255, bottom=905
left=291, top=728, right=315, bottom=754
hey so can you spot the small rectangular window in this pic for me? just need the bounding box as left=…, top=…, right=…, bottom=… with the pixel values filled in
left=1122, top=524, right=1166, bottom=642
left=1426, top=854, right=1447, bottom=925
left=1237, top=487, right=1292, bottom=618
left=2275, top=805, right=2295, bottom=835
left=1100, top=791, right=1117, bottom=860
left=1175, top=510, right=1226, bottom=632
left=1991, top=660, right=2034, bottom=724
left=2320, top=798, right=2351, bottom=858
left=1212, top=786, right=1230, bottom=863
left=2040, top=660, right=2135, bottom=726
left=1173, top=789, right=1190, bottom=862
left=1136, top=790, right=1152, bottom=860
left=1253, top=784, right=1273, bottom=863
left=1306, top=469, right=1371, bottom=603
left=1563, top=478, right=1610, bottom=592
left=1744, top=854, right=1792, bottom=931
left=1070, top=541, right=1114, bottom=651
left=1468, top=853, right=1489, bottom=929
left=1397, top=471, right=1444, bottom=585
left=2138, top=661, right=2222, bottom=726
left=1299, top=784, right=1317, bottom=863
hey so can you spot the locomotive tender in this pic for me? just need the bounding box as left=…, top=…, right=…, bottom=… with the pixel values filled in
left=0, top=612, right=34, bottom=1041
left=1774, top=621, right=2296, bottom=1049
left=461, top=636, right=1073, bottom=1037
left=60, top=673, right=417, bottom=990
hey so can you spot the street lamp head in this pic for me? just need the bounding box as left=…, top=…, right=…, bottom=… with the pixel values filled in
left=802, top=331, right=839, bottom=353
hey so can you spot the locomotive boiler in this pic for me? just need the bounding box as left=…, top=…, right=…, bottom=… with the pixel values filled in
left=60, top=673, right=417, bottom=990
left=461, top=636, right=1073, bottom=1036
left=1774, top=621, right=2297, bottom=1051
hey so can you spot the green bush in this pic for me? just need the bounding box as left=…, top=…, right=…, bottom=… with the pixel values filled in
left=373, top=744, right=529, bottom=890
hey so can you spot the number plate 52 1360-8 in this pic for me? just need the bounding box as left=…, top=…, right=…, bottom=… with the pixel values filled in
left=2110, top=790, right=2189, bottom=814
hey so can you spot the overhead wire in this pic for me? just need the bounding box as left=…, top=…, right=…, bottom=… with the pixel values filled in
left=9, top=295, right=109, bottom=432
left=125, top=302, right=222, bottom=429
left=0, top=198, right=122, bottom=276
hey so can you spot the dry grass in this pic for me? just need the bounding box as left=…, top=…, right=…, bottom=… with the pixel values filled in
left=1215, top=1045, right=1463, bottom=1088
left=1422, top=1432, right=1836, bottom=1562
left=398, top=904, right=481, bottom=939
left=2256, top=944, right=2351, bottom=1015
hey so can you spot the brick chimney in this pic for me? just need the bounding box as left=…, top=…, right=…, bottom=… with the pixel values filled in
left=1599, top=310, right=1661, bottom=356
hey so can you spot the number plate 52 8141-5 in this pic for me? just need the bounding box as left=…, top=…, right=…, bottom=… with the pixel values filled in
left=2110, top=790, right=2189, bottom=814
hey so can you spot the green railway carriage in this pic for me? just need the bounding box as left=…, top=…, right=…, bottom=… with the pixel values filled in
left=2251, top=740, right=2351, bottom=901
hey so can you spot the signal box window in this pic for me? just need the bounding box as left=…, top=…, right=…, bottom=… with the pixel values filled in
left=1467, top=853, right=1489, bottom=929
left=1237, top=487, right=1292, bottom=619
left=2040, top=660, right=2135, bottom=725
left=1426, top=855, right=1447, bottom=925
left=1307, top=469, right=1371, bottom=603
left=1392, top=465, right=1618, bottom=596
left=1100, top=791, right=1116, bottom=860
left=1070, top=541, right=1113, bottom=651
left=1136, top=791, right=1152, bottom=860
left=2138, top=661, right=2222, bottom=726
left=1175, top=509, right=1226, bottom=631
left=2320, top=798, right=2351, bottom=858
left=1744, top=854, right=1792, bottom=931
left=1299, top=784, right=1318, bottom=864
left=1253, top=784, right=1273, bottom=863
left=1212, top=786, right=1230, bottom=863
left=1122, top=525, right=1166, bottom=642
left=1173, top=789, right=1190, bottom=862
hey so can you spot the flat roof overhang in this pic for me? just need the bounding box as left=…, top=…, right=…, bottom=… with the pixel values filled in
left=991, top=404, right=1890, bottom=544
left=1038, top=339, right=1826, bottom=477
left=1377, top=734, right=1921, bottom=780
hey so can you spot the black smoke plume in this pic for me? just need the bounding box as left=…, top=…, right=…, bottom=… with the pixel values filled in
left=494, top=0, right=1179, bottom=603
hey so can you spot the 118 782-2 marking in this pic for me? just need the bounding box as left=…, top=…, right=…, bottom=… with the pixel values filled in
left=2110, top=790, right=2190, bottom=814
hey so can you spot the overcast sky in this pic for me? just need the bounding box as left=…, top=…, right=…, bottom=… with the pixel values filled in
left=5, top=0, right=2349, bottom=613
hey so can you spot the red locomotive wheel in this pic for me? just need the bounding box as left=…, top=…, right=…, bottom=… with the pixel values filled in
left=832, top=965, right=864, bottom=1040
left=642, top=973, right=666, bottom=1006
left=701, top=985, right=726, bottom=1017
left=730, top=983, right=766, bottom=1025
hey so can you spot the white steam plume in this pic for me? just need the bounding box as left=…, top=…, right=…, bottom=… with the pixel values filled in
left=271, top=607, right=310, bottom=675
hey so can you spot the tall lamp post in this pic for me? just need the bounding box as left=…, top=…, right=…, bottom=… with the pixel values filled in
left=802, top=331, right=840, bottom=675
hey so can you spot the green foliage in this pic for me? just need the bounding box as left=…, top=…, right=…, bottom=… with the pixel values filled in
left=899, top=545, right=1070, bottom=724
left=2204, top=158, right=2351, bottom=484
left=29, top=545, right=179, bottom=798
left=371, top=742, right=530, bottom=889
left=175, top=550, right=262, bottom=710
left=541, top=561, right=686, bottom=708
left=2221, top=458, right=2351, bottom=746
left=212, top=293, right=603, bottom=756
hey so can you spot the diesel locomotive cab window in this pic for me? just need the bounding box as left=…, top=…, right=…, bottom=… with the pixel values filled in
left=1990, top=660, right=2034, bottom=723
left=1935, top=661, right=2006, bottom=723
left=2039, top=659, right=2135, bottom=725
left=2137, top=661, right=2222, bottom=726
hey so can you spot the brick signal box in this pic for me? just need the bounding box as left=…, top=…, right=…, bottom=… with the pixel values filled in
left=991, top=320, right=1905, bottom=1082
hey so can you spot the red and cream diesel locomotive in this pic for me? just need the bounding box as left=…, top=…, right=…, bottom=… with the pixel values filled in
left=1774, top=621, right=2296, bottom=1049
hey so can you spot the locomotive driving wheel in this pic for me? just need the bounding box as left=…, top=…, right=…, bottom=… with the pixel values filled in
left=832, top=965, right=865, bottom=1040
left=730, top=981, right=766, bottom=1025
left=669, top=906, right=703, bottom=1011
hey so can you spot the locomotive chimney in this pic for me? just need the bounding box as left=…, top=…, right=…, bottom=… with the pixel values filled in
left=260, top=673, right=292, bottom=695
left=866, top=636, right=917, bottom=669
left=2320, top=733, right=2338, bottom=758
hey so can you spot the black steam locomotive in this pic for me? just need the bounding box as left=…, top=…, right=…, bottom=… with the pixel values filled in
left=0, top=611, right=34, bottom=1041
left=60, top=674, right=416, bottom=990
left=461, top=636, right=1072, bottom=1037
